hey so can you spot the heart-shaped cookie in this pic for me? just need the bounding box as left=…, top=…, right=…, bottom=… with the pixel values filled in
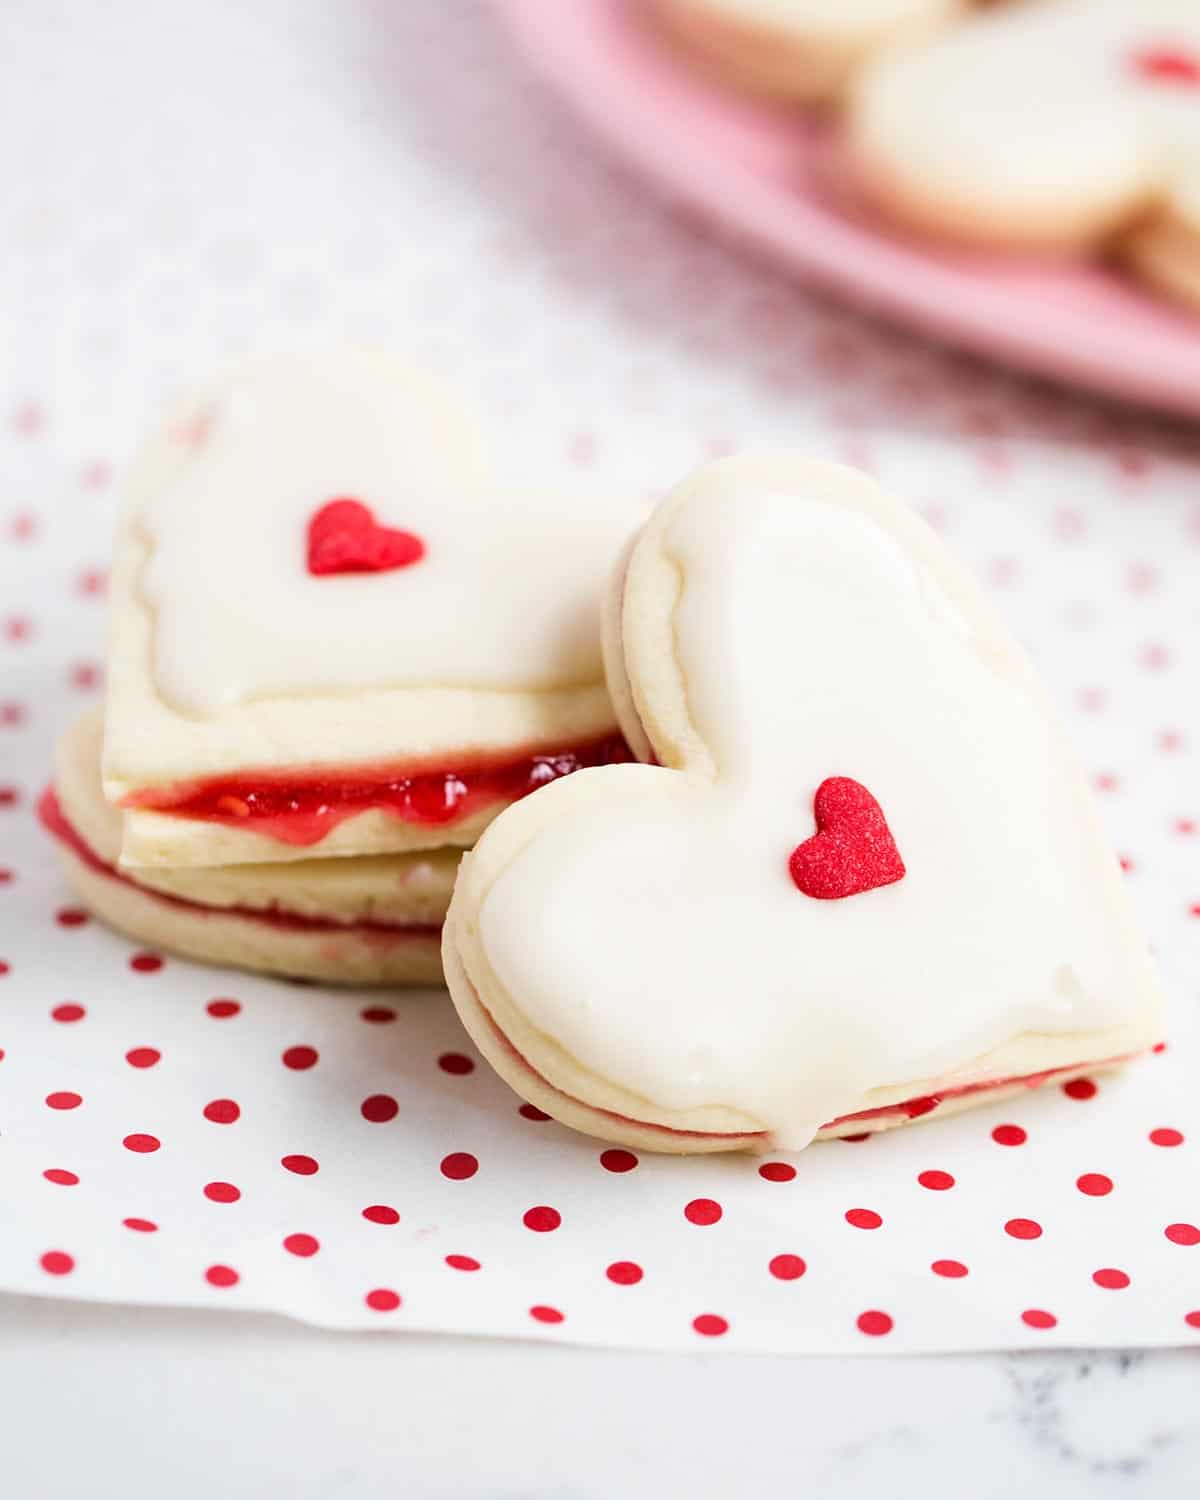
left=444, top=457, right=1163, bottom=1154
left=306, top=497, right=425, bottom=575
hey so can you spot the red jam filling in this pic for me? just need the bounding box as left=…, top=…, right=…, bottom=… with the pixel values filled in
left=37, top=787, right=440, bottom=940
left=122, top=735, right=633, bottom=847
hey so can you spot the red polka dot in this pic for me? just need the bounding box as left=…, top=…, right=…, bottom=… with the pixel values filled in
left=43, top=1169, right=78, bottom=1186
left=1063, top=1078, right=1097, bottom=1100
left=129, top=952, right=163, bottom=973
left=530, top=1305, right=564, bottom=1324
left=40, top=1251, right=74, bottom=1276
left=918, top=1170, right=955, bottom=1191
left=51, top=1003, right=85, bottom=1022
left=1165, top=1223, right=1200, bottom=1246
left=203, top=1181, right=240, bottom=1203
left=1093, top=1268, right=1130, bottom=1290
left=1076, top=1173, right=1113, bottom=1197
left=1, top=702, right=27, bottom=727
left=283, top=1233, right=319, bottom=1257
left=122, top=1133, right=160, bottom=1153
left=205, top=1265, right=239, bottom=1288
left=361, top=1094, right=398, bottom=1123
left=206, top=998, right=240, bottom=1018
left=992, top=1124, right=1027, bottom=1146
left=362, top=1204, right=399, bottom=1225
left=606, top=1260, right=644, bottom=1284
left=932, top=1259, right=968, bottom=1278
left=1153, top=1041, right=1168, bottom=1053
left=438, top=1052, right=474, bottom=1075
left=365, top=1288, right=400, bottom=1312
left=856, top=1310, right=893, bottom=1337
left=45, top=1090, right=81, bottom=1110
left=693, top=1314, right=728, bottom=1337
left=360, top=1005, right=395, bottom=1023
left=768, top=1253, right=806, bottom=1281
left=1185, top=1311, right=1200, bottom=1330
left=600, top=1148, right=638, bottom=1173
left=1021, top=1309, right=1057, bottom=1330
left=440, top=1152, right=479, bottom=1180
left=55, top=908, right=88, bottom=928
left=519, top=1103, right=551, bottom=1122
left=1150, top=1128, right=1184, bottom=1147
left=684, top=1198, right=723, bottom=1226
left=1005, top=1217, right=1043, bottom=1240
left=523, top=1205, right=561, bottom=1232
left=845, top=1208, right=882, bottom=1230
left=281, top=1154, right=319, bottom=1175
left=0, top=786, right=17, bottom=808
left=123, top=1217, right=157, bottom=1232
left=446, top=1253, right=480, bottom=1271
left=758, top=1162, right=796, bottom=1182
left=77, top=567, right=106, bottom=597
left=282, top=1045, right=318, bottom=1070
left=125, top=1047, right=160, bottom=1069
left=203, top=1098, right=240, bottom=1124
left=0, top=867, right=13, bottom=885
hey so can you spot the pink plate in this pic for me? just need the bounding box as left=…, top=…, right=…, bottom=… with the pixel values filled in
left=491, top=0, right=1200, bottom=420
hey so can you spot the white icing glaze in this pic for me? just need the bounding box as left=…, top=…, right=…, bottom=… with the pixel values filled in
left=137, top=354, right=639, bottom=717
left=477, top=476, right=1156, bottom=1150
left=855, top=0, right=1200, bottom=222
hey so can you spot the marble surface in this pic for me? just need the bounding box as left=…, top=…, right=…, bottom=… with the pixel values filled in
left=2, top=1295, right=1197, bottom=1497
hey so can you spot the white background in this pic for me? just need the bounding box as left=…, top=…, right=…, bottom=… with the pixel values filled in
left=2, top=0, right=1199, bottom=1493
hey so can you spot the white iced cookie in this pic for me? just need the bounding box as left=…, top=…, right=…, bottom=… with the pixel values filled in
left=848, top=0, right=1200, bottom=262
left=444, top=456, right=1164, bottom=1155
left=649, top=0, right=965, bottom=103
left=43, top=711, right=459, bottom=986
left=103, top=350, right=635, bottom=868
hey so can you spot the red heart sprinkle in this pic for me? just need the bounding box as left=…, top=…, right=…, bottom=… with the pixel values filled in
left=788, top=777, right=906, bottom=900
left=306, top=498, right=425, bottom=576
left=1130, top=47, right=1200, bottom=86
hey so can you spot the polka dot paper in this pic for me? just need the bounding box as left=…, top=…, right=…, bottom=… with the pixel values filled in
left=2, top=0, right=1199, bottom=1353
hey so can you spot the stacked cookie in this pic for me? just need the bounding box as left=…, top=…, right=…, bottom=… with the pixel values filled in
left=41, top=351, right=635, bottom=986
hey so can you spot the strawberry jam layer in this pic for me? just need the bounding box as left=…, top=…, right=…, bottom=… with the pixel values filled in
left=38, top=787, right=440, bottom=939
left=468, top=972, right=1132, bottom=1144
left=123, top=735, right=633, bottom=847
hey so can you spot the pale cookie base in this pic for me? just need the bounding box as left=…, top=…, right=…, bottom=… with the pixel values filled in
left=59, top=709, right=462, bottom=916
left=445, top=907, right=1141, bottom=1154
left=119, top=800, right=497, bottom=870
left=649, top=0, right=965, bottom=104
left=59, top=844, right=443, bottom=987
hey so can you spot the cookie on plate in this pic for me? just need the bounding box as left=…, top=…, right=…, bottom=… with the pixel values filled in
left=444, top=456, right=1163, bottom=1154
left=649, top=0, right=966, bottom=103
left=103, top=349, right=635, bottom=870
left=42, top=710, right=458, bottom=986
left=848, top=0, right=1200, bottom=261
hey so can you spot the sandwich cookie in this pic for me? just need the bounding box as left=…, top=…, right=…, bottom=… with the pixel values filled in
left=444, top=456, right=1164, bottom=1153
